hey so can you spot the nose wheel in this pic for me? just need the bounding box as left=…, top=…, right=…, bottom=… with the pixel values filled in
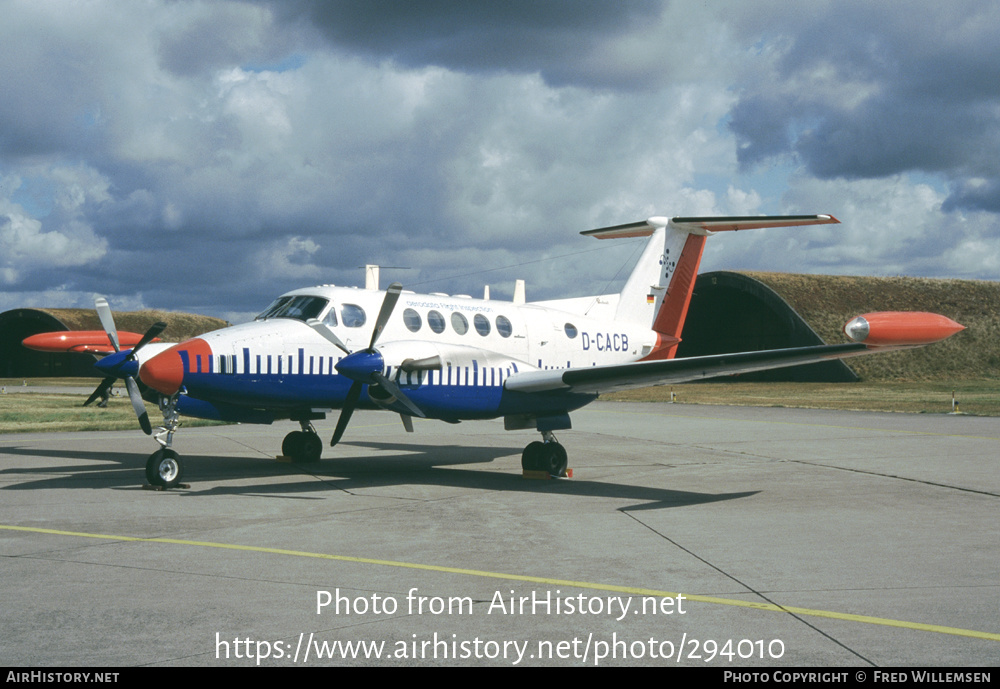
left=146, top=448, right=184, bottom=488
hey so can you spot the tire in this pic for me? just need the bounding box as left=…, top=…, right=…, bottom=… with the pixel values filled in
left=146, top=448, right=183, bottom=488
left=545, top=443, right=568, bottom=477
left=300, top=431, right=322, bottom=463
left=283, top=431, right=322, bottom=463
left=282, top=431, right=303, bottom=459
left=521, top=441, right=546, bottom=471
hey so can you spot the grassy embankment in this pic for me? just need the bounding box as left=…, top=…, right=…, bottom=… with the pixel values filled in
left=605, top=272, right=1000, bottom=415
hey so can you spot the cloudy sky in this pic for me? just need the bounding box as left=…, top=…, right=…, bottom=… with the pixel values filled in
left=2, top=0, right=998, bottom=323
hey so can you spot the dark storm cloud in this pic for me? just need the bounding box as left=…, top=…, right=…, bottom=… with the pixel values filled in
left=727, top=1, right=1000, bottom=212
left=268, top=0, right=665, bottom=87
left=2, top=0, right=998, bottom=317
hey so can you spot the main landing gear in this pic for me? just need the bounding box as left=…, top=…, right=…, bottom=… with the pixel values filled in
left=146, top=393, right=185, bottom=489
left=281, top=421, right=323, bottom=463
left=521, top=431, right=569, bottom=477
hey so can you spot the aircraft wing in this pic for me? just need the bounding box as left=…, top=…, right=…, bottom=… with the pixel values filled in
left=504, top=311, right=964, bottom=395
left=504, top=342, right=872, bottom=394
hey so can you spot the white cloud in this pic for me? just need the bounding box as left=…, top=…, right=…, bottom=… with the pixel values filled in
left=0, top=0, right=996, bottom=317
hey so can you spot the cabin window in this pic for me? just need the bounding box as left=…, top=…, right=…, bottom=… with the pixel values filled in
left=451, top=312, right=468, bottom=335
left=403, top=308, right=422, bottom=332
left=474, top=313, right=491, bottom=336
left=341, top=304, right=367, bottom=328
left=428, top=310, right=446, bottom=334
left=564, top=323, right=578, bottom=338
left=496, top=315, right=512, bottom=338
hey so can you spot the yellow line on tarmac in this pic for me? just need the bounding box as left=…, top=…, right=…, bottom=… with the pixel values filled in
left=3, top=524, right=998, bottom=643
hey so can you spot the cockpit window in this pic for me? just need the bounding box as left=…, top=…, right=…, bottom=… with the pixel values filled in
left=322, top=307, right=338, bottom=328
left=255, top=296, right=291, bottom=320
left=341, top=304, right=367, bottom=328
left=256, top=296, right=328, bottom=322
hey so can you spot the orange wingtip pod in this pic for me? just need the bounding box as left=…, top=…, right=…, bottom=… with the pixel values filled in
left=843, top=312, right=965, bottom=346
left=21, top=331, right=157, bottom=353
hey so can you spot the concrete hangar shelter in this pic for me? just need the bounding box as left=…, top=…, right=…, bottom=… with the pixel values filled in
left=1, top=273, right=855, bottom=381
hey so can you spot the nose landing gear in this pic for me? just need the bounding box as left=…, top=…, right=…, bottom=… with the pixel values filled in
left=145, top=393, right=186, bottom=489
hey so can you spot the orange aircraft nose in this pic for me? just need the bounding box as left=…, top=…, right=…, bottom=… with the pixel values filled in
left=139, top=346, right=185, bottom=395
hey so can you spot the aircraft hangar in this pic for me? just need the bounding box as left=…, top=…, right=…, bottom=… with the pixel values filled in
left=677, top=271, right=857, bottom=382
left=0, top=307, right=228, bottom=378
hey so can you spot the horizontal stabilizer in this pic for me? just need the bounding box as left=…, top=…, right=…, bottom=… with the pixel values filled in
left=670, top=215, right=839, bottom=234
left=582, top=214, right=838, bottom=239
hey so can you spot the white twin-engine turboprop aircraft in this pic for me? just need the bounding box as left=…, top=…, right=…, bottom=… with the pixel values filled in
left=23, top=215, right=965, bottom=488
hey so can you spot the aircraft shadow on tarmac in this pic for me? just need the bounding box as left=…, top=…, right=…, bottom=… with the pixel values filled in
left=0, top=441, right=757, bottom=511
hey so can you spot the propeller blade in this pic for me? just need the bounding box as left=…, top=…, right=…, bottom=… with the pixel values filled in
left=306, top=318, right=351, bottom=355
left=124, top=376, right=152, bottom=435
left=331, top=381, right=363, bottom=446
left=371, top=372, right=425, bottom=418
left=94, top=297, right=120, bottom=353
left=368, top=282, right=402, bottom=350
left=130, top=321, right=167, bottom=357
left=400, top=414, right=414, bottom=433
left=84, top=376, right=116, bottom=407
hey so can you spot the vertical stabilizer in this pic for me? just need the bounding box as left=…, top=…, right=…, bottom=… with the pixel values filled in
left=582, top=214, right=839, bottom=360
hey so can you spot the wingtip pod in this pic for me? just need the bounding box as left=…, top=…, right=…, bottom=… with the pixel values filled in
left=21, top=330, right=157, bottom=354
left=843, top=312, right=965, bottom=346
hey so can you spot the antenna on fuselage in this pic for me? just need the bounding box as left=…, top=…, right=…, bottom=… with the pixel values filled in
left=360, top=265, right=410, bottom=290
left=513, top=279, right=526, bottom=304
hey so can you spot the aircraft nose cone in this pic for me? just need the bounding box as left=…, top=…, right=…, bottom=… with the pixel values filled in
left=139, top=347, right=185, bottom=395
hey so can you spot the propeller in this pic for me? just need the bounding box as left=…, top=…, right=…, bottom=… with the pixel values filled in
left=84, top=297, right=166, bottom=436
left=327, top=282, right=426, bottom=446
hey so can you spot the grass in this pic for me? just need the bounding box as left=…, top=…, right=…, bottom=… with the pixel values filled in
left=603, top=380, right=1000, bottom=416
left=0, top=380, right=226, bottom=434
left=2, top=378, right=998, bottom=435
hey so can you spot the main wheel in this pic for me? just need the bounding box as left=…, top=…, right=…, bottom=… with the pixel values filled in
left=146, top=448, right=183, bottom=488
left=282, top=431, right=322, bottom=463
left=299, top=431, right=322, bottom=463
left=544, top=443, right=568, bottom=477
left=521, top=441, right=546, bottom=471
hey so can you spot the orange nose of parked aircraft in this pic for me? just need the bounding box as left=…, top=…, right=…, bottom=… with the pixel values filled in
left=139, top=345, right=186, bottom=395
